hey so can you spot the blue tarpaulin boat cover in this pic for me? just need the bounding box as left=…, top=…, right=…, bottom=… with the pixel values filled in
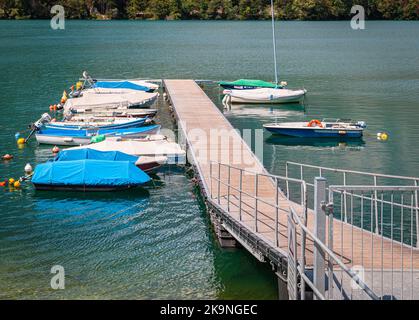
left=53, top=149, right=138, bottom=162
left=32, top=160, right=150, bottom=187
left=93, top=81, right=150, bottom=92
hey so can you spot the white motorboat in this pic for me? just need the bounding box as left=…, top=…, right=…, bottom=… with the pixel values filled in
left=224, top=88, right=306, bottom=104
left=64, top=90, right=159, bottom=111
left=67, top=108, right=158, bottom=118
left=69, top=138, right=186, bottom=164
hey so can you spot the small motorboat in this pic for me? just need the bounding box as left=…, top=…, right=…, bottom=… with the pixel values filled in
left=263, top=119, right=366, bottom=138
left=67, top=108, right=158, bottom=119
left=224, top=88, right=306, bottom=104
left=91, top=80, right=158, bottom=93
left=35, top=124, right=161, bottom=146
left=219, top=79, right=282, bottom=90
left=31, top=159, right=151, bottom=191
left=64, top=90, right=159, bottom=111
left=71, top=72, right=159, bottom=95
left=69, top=137, right=186, bottom=164
left=45, top=117, right=149, bottom=130
left=53, top=148, right=167, bottom=173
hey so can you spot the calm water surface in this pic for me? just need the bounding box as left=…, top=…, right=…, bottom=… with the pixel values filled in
left=0, top=20, right=418, bottom=299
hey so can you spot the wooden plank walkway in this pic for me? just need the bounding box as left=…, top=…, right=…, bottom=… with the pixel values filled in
left=164, top=80, right=419, bottom=298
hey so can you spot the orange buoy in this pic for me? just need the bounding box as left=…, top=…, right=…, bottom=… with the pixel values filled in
left=2, top=154, right=13, bottom=160
left=13, top=181, right=21, bottom=188
left=307, top=119, right=323, bottom=128
left=52, top=146, right=60, bottom=153
left=0, top=181, right=6, bottom=187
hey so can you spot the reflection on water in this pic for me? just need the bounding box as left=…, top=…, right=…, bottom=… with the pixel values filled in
left=223, top=103, right=305, bottom=119
left=265, top=135, right=366, bottom=150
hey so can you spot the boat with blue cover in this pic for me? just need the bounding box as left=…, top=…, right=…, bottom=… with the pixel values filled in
left=35, top=124, right=161, bottom=146
left=53, top=149, right=138, bottom=162
left=52, top=148, right=167, bottom=173
left=263, top=119, right=366, bottom=138
left=92, top=81, right=156, bottom=93
left=31, top=159, right=151, bottom=191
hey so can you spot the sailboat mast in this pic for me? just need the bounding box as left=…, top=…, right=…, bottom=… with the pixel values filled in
left=270, top=0, right=279, bottom=86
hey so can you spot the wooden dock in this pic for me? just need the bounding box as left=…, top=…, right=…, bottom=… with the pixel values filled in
left=163, top=79, right=419, bottom=299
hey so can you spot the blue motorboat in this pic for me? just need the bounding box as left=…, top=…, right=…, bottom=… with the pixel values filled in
left=32, top=159, right=150, bottom=191
left=35, top=124, right=161, bottom=146
left=45, top=117, right=148, bottom=130
left=263, top=119, right=366, bottom=138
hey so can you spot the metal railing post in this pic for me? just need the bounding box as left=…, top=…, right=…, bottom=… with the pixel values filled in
left=217, top=163, right=221, bottom=205
left=254, top=173, right=258, bottom=232
left=374, top=176, right=379, bottom=234
left=285, top=162, right=290, bottom=200
left=210, top=162, right=213, bottom=199
left=275, top=178, right=279, bottom=247
left=343, top=172, right=347, bottom=222
left=239, top=169, right=243, bottom=221
left=314, top=177, right=327, bottom=299
left=227, top=165, right=231, bottom=212
left=415, top=180, right=419, bottom=248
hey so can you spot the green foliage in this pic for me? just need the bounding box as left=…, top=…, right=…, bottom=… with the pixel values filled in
left=0, top=0, right=417, bottom=20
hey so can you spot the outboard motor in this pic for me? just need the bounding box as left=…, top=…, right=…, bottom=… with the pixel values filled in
left=32, top=113, right=52, bottom=130
left=25, top=113, right=52, bottom=142
left=356, top=121, right=367, bottom=128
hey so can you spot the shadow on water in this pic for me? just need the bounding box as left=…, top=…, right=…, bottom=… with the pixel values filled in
left=265, top=135, right=366, bottom=149
left=32, top=187, right=150, bottom=201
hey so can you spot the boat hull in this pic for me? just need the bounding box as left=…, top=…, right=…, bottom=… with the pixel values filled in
left=227, top=88, right=306, bottom=104
left=33, top=183, right=136, bottom=192
left=264, top=126, right=363, bottom=138
left=35, top=125, right=161, bottom=146
left=45, top=117, right=147, bottom=130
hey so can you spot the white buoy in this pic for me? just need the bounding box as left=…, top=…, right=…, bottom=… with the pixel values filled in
left=24, top=163, right=33, bottom=174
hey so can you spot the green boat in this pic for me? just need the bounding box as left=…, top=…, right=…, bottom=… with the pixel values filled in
left=219, top=79, right=282, bottom=90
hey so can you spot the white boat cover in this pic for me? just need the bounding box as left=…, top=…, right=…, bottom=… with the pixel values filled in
left=69, top=139, right=186, bottom=158
left=64, top=91, right=158, bottom=110
left=227, top=88, right=306, bottom=104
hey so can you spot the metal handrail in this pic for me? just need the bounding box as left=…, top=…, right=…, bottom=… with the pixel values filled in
left=329, top=185, right=419, bottom=251
left=289, top=206, right=379, bottom=300
left=209, top=161, right=308, bottom=250
left=286, top=161, right=419, bottom=182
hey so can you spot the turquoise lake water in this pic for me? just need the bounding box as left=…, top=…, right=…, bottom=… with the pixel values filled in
left=0, top=20, right=418, bottom=299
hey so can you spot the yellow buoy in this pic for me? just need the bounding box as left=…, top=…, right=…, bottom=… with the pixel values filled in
left=9, top=178, right=15, bottom=184
left=377, top=132, right=389, bottom=141
left=13, top=181, right=20, bottom=188
left=17, top=138, right=25, bottom=145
